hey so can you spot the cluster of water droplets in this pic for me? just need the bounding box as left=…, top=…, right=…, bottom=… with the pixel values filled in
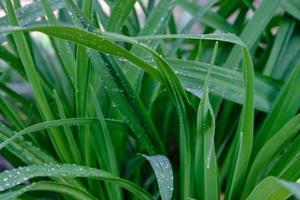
left=0, top=163, right=112, bottom=192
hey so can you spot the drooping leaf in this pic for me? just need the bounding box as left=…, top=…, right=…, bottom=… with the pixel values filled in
left=0, top=164, right=152, bottom=200
left=142, top=155, right=174, bottom=200
left=0, top=181, right=97, bottom=200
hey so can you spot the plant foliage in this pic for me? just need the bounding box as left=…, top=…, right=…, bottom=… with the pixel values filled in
left=0, top=0, right=300, bottom=199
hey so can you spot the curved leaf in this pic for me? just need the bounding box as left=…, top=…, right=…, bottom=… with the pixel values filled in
left=142, top=155, right=174, bottom=200
left=0, top=164, right=152, bottom=200
left=168, top=59, right=281, bottom=113
left=0, top=181, right=96, bottom=200
left=0, top=118, right=97, bottom=150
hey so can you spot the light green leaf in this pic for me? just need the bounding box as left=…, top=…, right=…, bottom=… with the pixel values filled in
left=0, top=181, right=96, bottom=200
left=142, top=155, right=174, bottom=200
left=245, top=177, right=300, bottom=200
left=0, top=164, right=152, bottom=200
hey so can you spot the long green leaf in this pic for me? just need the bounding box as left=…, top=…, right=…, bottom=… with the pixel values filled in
left=0, top=181, right=96, bottom=200
left=142, top=155, right=174, bottom=200
left=245, top=177, right=300, bottom=200
left=5, top=0, right=73, bottom=163
left=254, top=61, right=300, bottom=154
left=195, top=42, right=219, bottom=200
left=123, top=0, right=175, bottom=92
left=0, top=164, right=153, bottom=200
left=90, top=85, right=121, bottom=199
left=243, top=114, right=300, bottom=197
left=0, top=0, right=64, bottom=42
left=0, top=118, right=97, bottom=150
left=106, top=0, right=137, bottom=32
left=224, top=0, right=283, bottom=69
left=225, top=49, right=255, bottom=200
left=167, top=59, right=281, bottom=113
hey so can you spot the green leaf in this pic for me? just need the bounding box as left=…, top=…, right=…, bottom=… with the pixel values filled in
left=61, top=0, right=165, bottom=155
left=0, top=181, right=97, bottom=200
left=106, top=0, right=137, bottom=32
left=225, top=49, right=255, bottom=200
left=90, top=85, right=121, bottom=199
left=0, top=96, right=25, bottom=130
left=224, top=0, right=283, bottom=69
left=263, top=16, right=295, bottom=76
left=243, top=114, right=300, bottom=197
left=0, top=164, right=153, bottom=200
left=0, top=0, right=64, bottom=42
left=142, top=155, right=174, bottom=200
left=177, top=0, right=237, bottom=33
left=282, top=0, right=300, bottom=21
left=245, top=177, right=300, bottom=200
left=195, top=42, right=219, bottom=200
left=123, top=0, right=175, bottom=91
left=40, top=0, right=75, bottom=87
left=5, top=0, right=73, bottom=163
left=167, top=59, right=281, bottom=113
left=0, top=118, right=97, bottom=150
left=53, top=90, right=82, bottom=164
left=254, top=62, right=300, bottom=154
left=0, top=123, right=57, bottom=164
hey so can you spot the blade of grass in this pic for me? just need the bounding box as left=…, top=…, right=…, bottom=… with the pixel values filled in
left=106, top=0, right=137, bottom=32
left=243, top=114, right=300, bottom=197
left=167, top=58, right=281, bottom=112
left=224, top=0, right=283, bottom=69
left=0, top=123, right=57, bottom=164
left=0, top=0, right=64, bottom=43
left=0, top=96, right=25, bottom=130
left=60, top=0, right=165, bottom=154
left=53, top=90, right=82, bottom=164
left=90, top=85, right=121, bottom=200
left=0, top=45, right=26, bottom=79
left=40, top=0, right=75, bottom=87
left=225, top=49, right=255, bottom=200
left=195, top=42, right=220, bottom=200
left=245, top=177, right=300, bottom=200
left=5, top=0, right=73, bottom=163
left=0, top=82, right=33, bottom=111
left=263, top=16, right=295, bottom=76
left=0, top=118, right=97, bottom=150
left=0, top=181, right=97, bottom=200
left=141, top=154, right=174, bottom=200
left=254, top=61, right=300, bottom=155
left=123, top=0, right=175, bottom=92
left=0, top=164, right=153, bottom=200
left=268, top=135, right=300, bottom=180
left=177, top=0, right=237, bottom=33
